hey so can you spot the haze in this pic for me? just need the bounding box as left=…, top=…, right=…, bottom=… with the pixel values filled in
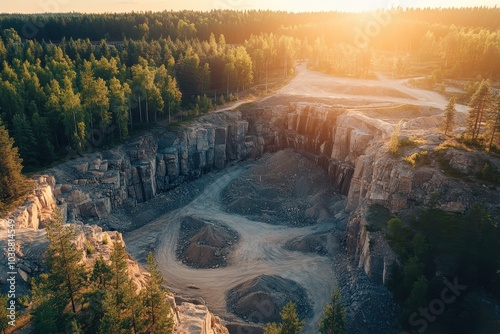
left=2, top=0, right=499, bottom=13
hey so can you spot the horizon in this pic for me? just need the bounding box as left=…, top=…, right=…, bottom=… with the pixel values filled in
left=1, top=0, right=499, bottom=14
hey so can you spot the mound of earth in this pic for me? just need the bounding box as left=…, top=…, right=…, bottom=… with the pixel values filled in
left=226, top=275, right=312, bottom=324
left=284, top=233, right=330, bottom=255
left=176, top=216, right=239, bottom=269
left=222, top=150, right=341, bottom=226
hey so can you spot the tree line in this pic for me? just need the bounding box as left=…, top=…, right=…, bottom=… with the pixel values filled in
left=440, top=79, right=500, bottom=152
left=2, top=8, right=500, bottom=171
left=0, top=26, right=298, bottom=169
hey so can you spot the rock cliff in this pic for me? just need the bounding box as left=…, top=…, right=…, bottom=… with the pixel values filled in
left=3, top=100, right=498, bottom=332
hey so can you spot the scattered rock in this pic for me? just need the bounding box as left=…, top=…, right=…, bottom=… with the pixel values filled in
left=226, top=275, right=312, bottom=324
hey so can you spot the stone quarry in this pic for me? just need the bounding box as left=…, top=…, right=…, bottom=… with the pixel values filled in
left=2, top=69, right=500, bottom=334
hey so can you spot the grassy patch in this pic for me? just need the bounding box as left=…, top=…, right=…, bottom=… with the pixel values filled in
left=400, top=135, right=427, bottom=148
left=402, top=150, right=430, bottom=168
left=85, top=239, right=95, bottom=255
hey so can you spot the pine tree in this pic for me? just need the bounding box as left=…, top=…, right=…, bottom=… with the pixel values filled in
left=443, top=97, right=457, bottom=136
left=264, top=301, right=305, bottom=334
left=467, top=80, right=493, bottom=140
left=81, top=255, right=113, bottom=332
left=318, top=289, right=347, bottom=334
left=11, top=113, right=37, bottom=168
left=99, top=290, right=122, bottom=334
left=280, top=302, right=305, bottom=334
left=486, top=92, right=500, bottom=152
left=109, top=78, right=130, bottom=140
left=124, top=279, right=146, bottom=334
left=91, top=255, right=113, bottom=289
left=99, top=240, right=133, bottom=333
left=143, top=252, right=173, bottom=334
left=31, top=274, right=59, bottom=334
left=46, top=210, right=87, bottom=315
left=0, top=118, right=33, bottom=215
left=109, top=240, right=129, bottom=304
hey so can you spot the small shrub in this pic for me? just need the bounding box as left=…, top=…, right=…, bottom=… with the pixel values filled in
left=17, top=295, right=30, bottom=308
left=389, top=121, right=402, bottom=156
left=85, top=239, right=95, bottom=255
left=476, top=162, right=500, bottom=184
left=400, top=135, right=426, bottom=148
left=102, top=234, right=109, bottom=245
left=402, top=151, right=429, bottom=168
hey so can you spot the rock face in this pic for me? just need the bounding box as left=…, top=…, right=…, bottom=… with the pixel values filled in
left=5, top=101, right=499, bottom=292
left=0, top=175, right=57, bottom=230
left=173, top=301, right=229, bottom=334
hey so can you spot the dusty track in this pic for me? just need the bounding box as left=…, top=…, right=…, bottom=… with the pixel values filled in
left=274, top=63, right=467, bottom=112
left=125, top=164, right=339, bottom=333
left=126, top=64, right=458, bottom=332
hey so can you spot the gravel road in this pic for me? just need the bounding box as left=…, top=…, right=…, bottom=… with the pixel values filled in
left=125, top=163, right=340, bottom=333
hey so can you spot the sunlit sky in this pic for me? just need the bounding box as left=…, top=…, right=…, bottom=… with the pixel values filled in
left=1, top=0, right=498, bottom=13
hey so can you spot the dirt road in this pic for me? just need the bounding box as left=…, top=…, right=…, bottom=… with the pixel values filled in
left=276, top=63, right=468, bottom=112
left=125, top=164, right=339, bottom=333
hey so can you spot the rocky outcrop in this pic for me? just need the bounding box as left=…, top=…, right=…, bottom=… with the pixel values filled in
left=0, top=175, right=58, bottom=230
left=345, top=209, right=397, bottom=285
left=6, top=101, right=499, bottom=292
left=173, top=301, right=229, bottom=334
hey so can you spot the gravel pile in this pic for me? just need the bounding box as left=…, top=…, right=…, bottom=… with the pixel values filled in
left=222, top=150, right=340, bottom=226
left=226, top=274, right=312, bottom=324
left=176, top=216, right=239, bottom=269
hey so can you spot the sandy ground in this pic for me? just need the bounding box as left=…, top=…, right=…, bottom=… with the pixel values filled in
left=272, top=63, right=468, bottom=113
left=124, top=65, right=461, bottom=333
left=125, top=156, right=342, bottom=333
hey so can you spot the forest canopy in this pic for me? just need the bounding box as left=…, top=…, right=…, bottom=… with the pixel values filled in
left=1, top=8, right=500, bottom=170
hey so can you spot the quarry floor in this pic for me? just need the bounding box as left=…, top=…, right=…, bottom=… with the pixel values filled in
left=124, top=150, right=346, bottom=333
left=124, top=64, right=458, bottom=333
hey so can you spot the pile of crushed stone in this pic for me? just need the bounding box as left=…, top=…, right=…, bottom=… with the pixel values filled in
left=226, top=274, right=312, bottom=324
left=222, top=149, right=341, bottom=226
left=176, top=216, right=239, bottom=269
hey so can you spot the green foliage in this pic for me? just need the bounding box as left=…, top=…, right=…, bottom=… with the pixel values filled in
left=85, top=239, right=95, bottom=255
left=0, top=294, right=10, bottom=333
left=0, top=118, right=33, bottom=216
left=387, top=205, right=500, bottom=333
left=142, top=252, right=173, bottom=334
left=387, top=215, right=413, bottom=258
left=402, top=150, right=429, bottom=168
left=404, top=276, right=428, bottom=314
left=194, top=94, right=214, bottom=114
left=45, top=209, right=87, bottom=317
left=443, top=96, right=457, bottom=136
left=264, top=301, right=305, bottom=334
left=318, top=289, right=347, bottom=334
left=467, top=80, right=493, bottom=141
left=30, top=274, right=60, bottom=334
left=102, top=234, right=109, bottom=245
left=388, top=121, right=402, bottom=156
left=476, top=162, right=500, bottom=184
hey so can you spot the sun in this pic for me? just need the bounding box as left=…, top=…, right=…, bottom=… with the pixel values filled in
left=285, top=0, right=393, bottom=12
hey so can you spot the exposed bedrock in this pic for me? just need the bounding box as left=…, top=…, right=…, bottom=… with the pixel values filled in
left=7, top=102, right=498, bottom=286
